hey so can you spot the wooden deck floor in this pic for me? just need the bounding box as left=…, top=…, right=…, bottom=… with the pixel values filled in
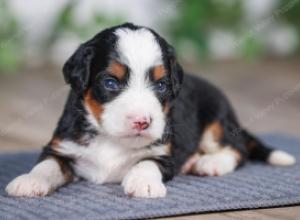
left=158, top=206, right=299, bottom=220
left=0, top=60, right=299, bottom=219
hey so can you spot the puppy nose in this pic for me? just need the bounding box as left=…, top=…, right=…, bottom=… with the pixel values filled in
left=133, top=120, right=150, bottom=131
left=128, top=115, right=151, bottom=131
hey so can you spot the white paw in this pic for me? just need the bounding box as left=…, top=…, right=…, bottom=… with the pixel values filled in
left=122, top=174, right=166, bottom=198
left=194, top=153, right=237, bottom=176
left=5, top=174, right=52, bottom=197
left=122, top=161, right=166, bottom=198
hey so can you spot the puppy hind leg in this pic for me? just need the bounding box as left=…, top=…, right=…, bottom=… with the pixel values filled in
left=192, top=147, right=242, bottom=176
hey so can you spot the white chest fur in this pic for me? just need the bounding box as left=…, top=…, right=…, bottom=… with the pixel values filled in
left=58, top=136, right=166, bottom=184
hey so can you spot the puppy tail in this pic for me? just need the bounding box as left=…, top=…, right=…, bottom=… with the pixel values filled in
left=242, top=130, right=296, bottom=166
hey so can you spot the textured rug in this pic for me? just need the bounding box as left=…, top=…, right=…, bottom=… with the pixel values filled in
left=0, top=134, right=300, bottom=220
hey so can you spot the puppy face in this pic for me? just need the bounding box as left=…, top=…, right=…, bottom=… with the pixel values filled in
left=63, top=23, right=183, bottom=147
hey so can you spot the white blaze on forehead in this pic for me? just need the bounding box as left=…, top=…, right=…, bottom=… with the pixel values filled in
left=98, top=27, right=166, bottom=144
left=114, top=28, right=163, bottom=75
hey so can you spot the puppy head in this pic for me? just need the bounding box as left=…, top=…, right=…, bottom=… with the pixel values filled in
left=63, top=23, right=183, bottom=147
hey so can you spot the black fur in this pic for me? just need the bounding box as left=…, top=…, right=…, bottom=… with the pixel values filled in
left=150, top=156, right=174, bottom=182
left=41, top=23, right=278, bottom=184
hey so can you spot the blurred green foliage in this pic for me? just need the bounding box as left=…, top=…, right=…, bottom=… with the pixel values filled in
left=0, top=0, right=300, bottom=73
left=166, top=0, right=300, bottom=61
left=280, top=0, right=300, bottom=51
left=239, top=37, right=264, bottom=60
left=0, top=0, right=23, bottom=73
left=46, top=1, right=124, bottom=49
left=166, top=0, right=242, bottom=59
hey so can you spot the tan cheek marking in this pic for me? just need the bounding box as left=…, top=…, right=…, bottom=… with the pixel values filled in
left=165, top=142, right=172, bottom=155
left=153, top=65, right=166, bottom=81
left=84, top=89, right=103, bottom=121
left=163, top=103, right=170, bottom=114
left=108, top=61, right=126, bottom=80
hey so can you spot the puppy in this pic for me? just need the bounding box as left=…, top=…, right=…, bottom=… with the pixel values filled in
left=6, top=23, right=296, bottom=198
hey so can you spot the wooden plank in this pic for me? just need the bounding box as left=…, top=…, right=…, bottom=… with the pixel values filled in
left=157, top=213, right=233, bottom=220
left=157, top=207, right=300, bottom=220
left=258, top=206, right=300, bottom=220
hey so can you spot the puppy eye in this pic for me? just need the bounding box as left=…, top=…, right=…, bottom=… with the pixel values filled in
left=155, top=81, right=167, bottom=93
left=104, top=77, right=120, bottom=91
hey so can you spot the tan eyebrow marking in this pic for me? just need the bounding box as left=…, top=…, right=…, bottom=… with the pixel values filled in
left=152, top=65, right=166, bottom=81
left=107, top=61, right=127, bottom=80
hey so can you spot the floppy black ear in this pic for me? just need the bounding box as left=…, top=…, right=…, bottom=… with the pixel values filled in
left=63, top=44, right=95, bottom=94
left=167, top=46, right=184, bottom=97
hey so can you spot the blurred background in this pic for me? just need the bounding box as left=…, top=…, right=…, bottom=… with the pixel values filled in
left=0, top=0, right=299, bottom=152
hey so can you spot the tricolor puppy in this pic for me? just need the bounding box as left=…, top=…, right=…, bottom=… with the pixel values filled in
left=6, top=23, right=296, bottom=198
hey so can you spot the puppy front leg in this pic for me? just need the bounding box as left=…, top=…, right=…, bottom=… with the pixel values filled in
left=122, top=160, right=167, bottom=198
left=5, top=156, right=72, bottom=197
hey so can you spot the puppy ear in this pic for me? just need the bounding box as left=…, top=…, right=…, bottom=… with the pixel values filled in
left=63, top=44, right=95, bottom=93
left=167, top=46, right=183, bottom=97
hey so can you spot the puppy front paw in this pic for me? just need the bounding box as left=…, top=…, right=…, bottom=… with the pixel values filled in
left=122, top=161, right=166, bottom=198
left=5, top=174, right=52, bottom=197
left=122, top=174, right=166, bottom=198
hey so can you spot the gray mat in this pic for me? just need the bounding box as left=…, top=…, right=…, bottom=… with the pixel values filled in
left=0, top=134, right=300, bottom=220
